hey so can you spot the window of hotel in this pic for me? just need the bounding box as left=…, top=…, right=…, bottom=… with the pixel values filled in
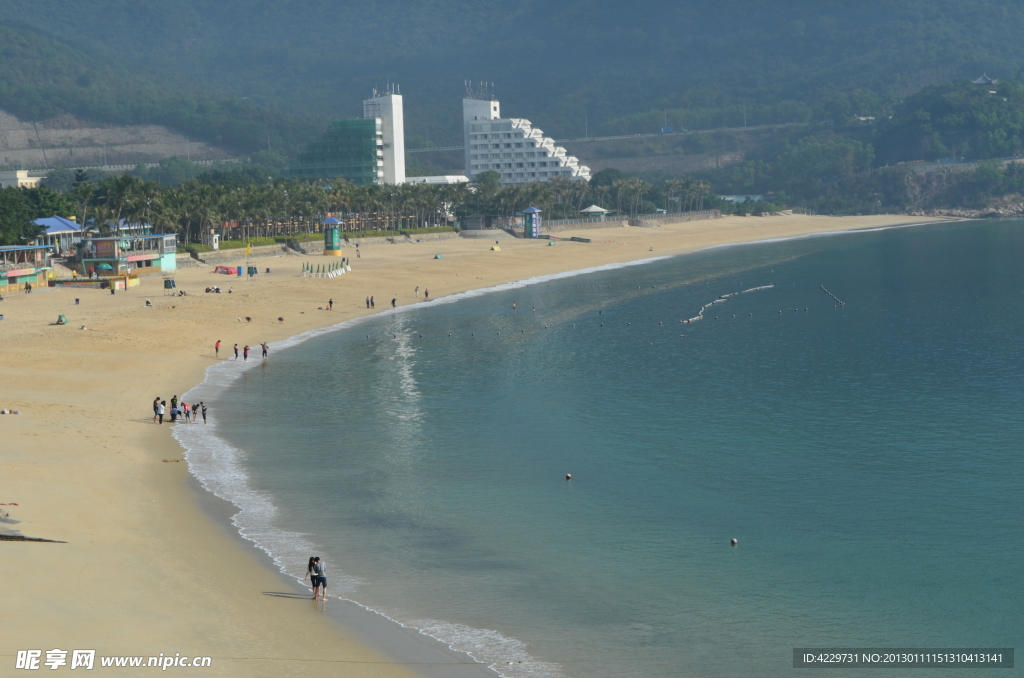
left=515, top=143, right=523, bottom=148
left=515, top=163, right=524, bottom=168
left=515, top=153, right=523, bottom=158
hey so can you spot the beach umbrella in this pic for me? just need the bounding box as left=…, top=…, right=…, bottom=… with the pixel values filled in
left=321, top=218, right=341, bottom=225
left=96, top=263, right=114, bottom=270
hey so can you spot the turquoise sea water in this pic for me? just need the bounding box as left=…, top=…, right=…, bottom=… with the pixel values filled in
left=178, top=220, right=1024, bottom=677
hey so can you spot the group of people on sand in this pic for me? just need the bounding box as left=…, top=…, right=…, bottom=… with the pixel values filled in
left=305, top=556, right=327, bottom=601
left=152, top=395, right=207, bottom=425
left=215, top=339, right=269, bottom=362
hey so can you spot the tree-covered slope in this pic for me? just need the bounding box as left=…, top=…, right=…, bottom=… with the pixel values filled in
left=5, top=1, right=1024, bottom=148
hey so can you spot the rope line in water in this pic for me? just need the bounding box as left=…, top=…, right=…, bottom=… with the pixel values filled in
left=821, top=285, right=846, bottom=307
left=683, top=285, right=774, bottom=323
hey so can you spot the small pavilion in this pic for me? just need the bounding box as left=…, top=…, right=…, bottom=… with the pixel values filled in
left=580, top=204, right=611, bottom=221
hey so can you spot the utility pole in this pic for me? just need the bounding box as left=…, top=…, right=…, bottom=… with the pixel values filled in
left=743, top=103, right=747, bottom=128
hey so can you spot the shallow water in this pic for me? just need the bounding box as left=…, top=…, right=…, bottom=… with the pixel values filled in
left=183, top=219, right=1024, bottom=677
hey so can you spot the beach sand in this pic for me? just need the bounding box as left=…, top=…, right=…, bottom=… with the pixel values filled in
left=0, top=213, right=949, bottom=675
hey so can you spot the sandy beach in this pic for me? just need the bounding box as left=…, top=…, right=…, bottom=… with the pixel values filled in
left=0, top=213, right=949, bottom=675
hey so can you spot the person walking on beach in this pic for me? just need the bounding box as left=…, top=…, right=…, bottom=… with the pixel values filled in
left=171, top=396, right=178, bottom=412
left=200, top=402, right=207, bottom=424
left=415, top=286, right=420, bottom=298
left=261, top=342, right=268, bottom=359
left=305, top=557, right=319, bottom=599
left=157, top=400, right=166, bottom=425
left=215, top=340, right=221, bottom=358
left=370, top=296, right=375, bottom=309
left=192, top=402, right=200, bottom=423
left=152, top=397, right=161, bottom=424
left=328, top=298, right=333, bottom=310
left=424, top=289, right=429, bottom=300
left=233, top=343, right=239, bottom=360
left=391, top=298, right=396, bottom=308
left=243, top=345, right=250, bottom=362
left=312, top=556, right=327, bottom=601
left=365, top=296, right=370, bottom=309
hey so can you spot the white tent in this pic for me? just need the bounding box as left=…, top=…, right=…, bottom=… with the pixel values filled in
left=580, top=204, right=610, bottom=221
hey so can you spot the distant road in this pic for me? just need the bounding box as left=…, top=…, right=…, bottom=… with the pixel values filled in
left=37, top=158, right=241, bottom=173
left=406, top=122, right=811, bottom=153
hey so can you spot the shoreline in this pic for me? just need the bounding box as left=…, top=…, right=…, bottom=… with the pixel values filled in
left=0, top=213, right=956, bottom=676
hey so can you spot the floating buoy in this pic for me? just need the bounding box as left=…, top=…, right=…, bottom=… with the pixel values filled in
left=731, top=538, right=738, bottom=546
left=566, top=474, right=572, bottom=481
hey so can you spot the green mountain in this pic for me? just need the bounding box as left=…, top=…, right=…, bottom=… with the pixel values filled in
left=4, top=1, right=1024, bottom=152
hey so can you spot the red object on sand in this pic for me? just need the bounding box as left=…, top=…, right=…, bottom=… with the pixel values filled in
left=214, top=266, right=238, bottom=275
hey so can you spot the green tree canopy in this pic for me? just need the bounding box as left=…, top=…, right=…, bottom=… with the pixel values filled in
left=0, top=188, right=41, bottom=245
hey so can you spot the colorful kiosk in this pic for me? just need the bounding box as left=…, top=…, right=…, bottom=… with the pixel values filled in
left=322, top=218, right=343, bottom=256
left=0, top=245, right=52, bottom=294
left=522, top=206, right=542, bottom=239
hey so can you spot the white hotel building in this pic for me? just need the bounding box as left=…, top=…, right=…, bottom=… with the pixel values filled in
left=463, top=97, right=590, bottom=185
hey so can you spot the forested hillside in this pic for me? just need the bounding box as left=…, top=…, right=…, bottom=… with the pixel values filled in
left=4, top=0, right=1024, bottom=151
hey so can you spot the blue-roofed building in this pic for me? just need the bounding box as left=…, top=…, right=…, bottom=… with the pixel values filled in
left=34, top=216, right=82, bottom=253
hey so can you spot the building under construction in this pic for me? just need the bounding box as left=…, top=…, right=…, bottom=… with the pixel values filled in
left=287, top=87, right=405, bottom=186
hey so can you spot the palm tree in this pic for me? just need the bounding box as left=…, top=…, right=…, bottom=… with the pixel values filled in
left=664, top=179, right=682, bottom=212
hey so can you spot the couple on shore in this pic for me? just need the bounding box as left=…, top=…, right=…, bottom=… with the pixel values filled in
left=305, top=556, right=327, bottom=601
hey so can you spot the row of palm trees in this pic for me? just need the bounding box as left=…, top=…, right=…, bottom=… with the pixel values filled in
left=71, top=172, right=716, bottom=243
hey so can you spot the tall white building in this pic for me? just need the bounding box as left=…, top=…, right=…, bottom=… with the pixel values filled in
left=363, top=87, right=406, bottom=185
left=464, top=96, right=590, bottom=185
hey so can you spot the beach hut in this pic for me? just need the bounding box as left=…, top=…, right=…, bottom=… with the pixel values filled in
left=77, top=234, right=177, bottom=276
left=0, top=244, right=53, bottom=293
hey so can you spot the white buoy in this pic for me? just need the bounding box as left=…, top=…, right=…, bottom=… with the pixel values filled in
left=731, top=538, right=738, bottom=546
left=566, top=474, right=572, bottom=481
